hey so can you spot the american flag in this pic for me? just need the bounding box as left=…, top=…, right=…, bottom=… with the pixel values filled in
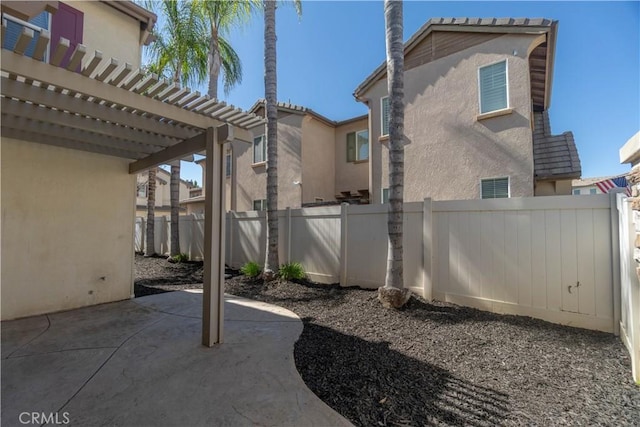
left=595, top=176, right=631, bottom=196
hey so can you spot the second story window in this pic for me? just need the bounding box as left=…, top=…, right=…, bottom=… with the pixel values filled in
left=478, top=60, right=508, bottom=114
left=2, top=11, right=50, bottom=61
left=346, top=130, right=369, bottom=162
left=225, top=153, right=232, bottom=177
left=253, top=135, right=266, bottom=164
left=253, top=199, right=267, bottom=211
left=381, top=97, right=390, bottom=136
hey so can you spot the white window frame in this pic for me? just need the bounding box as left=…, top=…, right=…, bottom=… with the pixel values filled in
left=480, top=176, right=510, bottom=199
left=2, top=12, right=51, bottom=62
left=347, top=129, right=369, bottom=162
left=252, top=199, right=267, bottom=211
left=382, top=188, right=389, bottom=204
left=253, top=134, right=266, bottom=164
left=477, top=59, right=509, bottom=115
left=225, top=152, right=232, bottom=178
left=380, top=96, right=390, bottom=136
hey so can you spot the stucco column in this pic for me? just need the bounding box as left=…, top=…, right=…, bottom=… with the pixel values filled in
left=202, top=127, right=226, bottom=346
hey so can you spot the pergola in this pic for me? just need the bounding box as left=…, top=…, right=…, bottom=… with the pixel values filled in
left=1, top=23, right=264, bottom=346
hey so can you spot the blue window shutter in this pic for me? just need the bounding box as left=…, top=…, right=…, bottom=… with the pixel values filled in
left=479, top=61, right=507, bottom=113
left=2, top=12, right=49, bottom=59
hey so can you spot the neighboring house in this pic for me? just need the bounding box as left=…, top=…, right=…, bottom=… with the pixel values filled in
left=211, top=17, right=581, bottom=213
left=1, top=0, right=260, bottom=332
left=572, top=176, right=615, bottom=195
left=354, top=17, right=581, bottom=203
left=195, top=100, right=370, bottom=212
left=135, top=167, right=195, bottom=217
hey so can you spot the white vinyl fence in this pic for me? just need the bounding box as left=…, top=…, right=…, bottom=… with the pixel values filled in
left=135, top=195, right=620, bottom=333
left=135, top=214, right=205, bottom=260
left=617, top=193, right=640, bottom=382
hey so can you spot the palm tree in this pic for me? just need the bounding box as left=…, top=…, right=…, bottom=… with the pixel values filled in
left=144, top=0, right=209, bottom=258
left=378, top=0, right=410, bottom=308
left=262, top=0, right=302, bottom=281
left=195, top=0, right=259, bottom=99
left=145, top=168, right=156, bottom=256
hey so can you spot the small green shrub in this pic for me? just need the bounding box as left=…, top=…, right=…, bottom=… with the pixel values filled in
left=170, top=253, right=189, bottom=263
left=241, top=261, right=261, bottom=278
left=278, top=262, right=306, bottom=281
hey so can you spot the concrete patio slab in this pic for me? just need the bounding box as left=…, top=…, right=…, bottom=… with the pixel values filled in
left=1, top=291, right=352, bottom=427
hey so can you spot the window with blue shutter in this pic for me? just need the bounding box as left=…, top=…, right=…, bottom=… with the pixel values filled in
left=2, top=11, right=49, bottom=60
left=479, top=60, right=508, bottom=114
left=481, top=177, right=509, bottom=199
left=381, top=97, right=390, bottom=136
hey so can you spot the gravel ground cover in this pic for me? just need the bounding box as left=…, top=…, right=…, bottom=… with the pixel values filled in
left=135, top=255, right=640, bottom=426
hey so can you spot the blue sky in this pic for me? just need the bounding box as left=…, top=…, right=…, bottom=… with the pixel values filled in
left=168, top=1, right=640, bottom=187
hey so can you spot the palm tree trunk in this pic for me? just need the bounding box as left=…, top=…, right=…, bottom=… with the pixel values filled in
left=145, top=168, right=156, bottom=257
left=170, top=162, right=181, bottom=257
left=263, top=0, right=279, bottom=280
left=207, top=25, right=221, bottom=99
left=379, top=0, right=409, bottom=308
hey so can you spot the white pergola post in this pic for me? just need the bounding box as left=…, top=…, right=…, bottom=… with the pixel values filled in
left=202, top=126, right=226, bottom=346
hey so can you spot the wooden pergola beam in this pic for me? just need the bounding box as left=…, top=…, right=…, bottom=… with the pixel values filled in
left=128, top=132, right=206, bottom=174
left=1, top=77, right=198, bottom=140
left=1, top=127, right=142, bottom=159
left=2, top=113, right=158, bottom=155
left=1, top=97, right=178, bottom=148
left=1, top=50, right=223, bottom=130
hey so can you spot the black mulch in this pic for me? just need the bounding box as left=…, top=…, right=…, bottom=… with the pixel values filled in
left=135, top=256, right=640, bottom=426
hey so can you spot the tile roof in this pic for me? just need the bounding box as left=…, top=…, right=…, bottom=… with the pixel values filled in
left=533, top=111, right=581, bottom=180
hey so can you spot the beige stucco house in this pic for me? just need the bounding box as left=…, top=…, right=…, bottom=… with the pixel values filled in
left=354, top=17, right=580, bottom=203
left=135, top=167, right=195, bottom=217
left=1, top=1, right=260, bottom=345
left=193, top=100, right=370, bottom=212
left=215, top=17, right=581, bottom=213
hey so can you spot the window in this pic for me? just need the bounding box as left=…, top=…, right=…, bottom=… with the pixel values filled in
left=478, top=60, right=508, bottom=114
left=573, top=189, right=580, bottom=195
left=225, top=153, right=232, bottom=177
left=481, top=177, right=509, bottom=199
left=252, top=199, right=267, bottom=211
left=382, top=188, right=389, bottom=204
left=2, top=11, right=50, bottom=60
left=314, top=198, right=324, bottom=202
left=346, top=130, right=369, bottom=162
left=137, top=184, right=148, bottom=198
left=381, top=97, right=390, bottom=136
left=253, top=135, right=266, bottom=164
left=590, top=188, right=597, bottom=195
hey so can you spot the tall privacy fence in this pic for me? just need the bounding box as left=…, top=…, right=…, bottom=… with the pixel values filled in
left=135, top=194, right=620, bottom=334
left=617, top=193, right=640, bottom=382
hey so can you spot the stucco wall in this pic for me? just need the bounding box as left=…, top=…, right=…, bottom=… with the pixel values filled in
left=362, top=33, right=538, bottom=202
left=301, top=117, right=335, bottom=203
left=1, top=139, right=135, bottom=320
left=73, top=1, right=143, bottom=68
left=334, top=117, right=370, bottom=195
left=234, top=114, right=303, bottom=211
left=535, top=179, right=572, bottom=196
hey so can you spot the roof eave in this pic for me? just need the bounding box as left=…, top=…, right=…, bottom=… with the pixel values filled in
left=354, top=19, right=556, bottom=99
left=544, top=20, right=558, bottom=110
